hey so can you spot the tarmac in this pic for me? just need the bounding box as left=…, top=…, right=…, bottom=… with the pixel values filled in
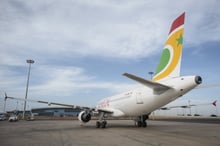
left=0, top=118, right=220, bottom=146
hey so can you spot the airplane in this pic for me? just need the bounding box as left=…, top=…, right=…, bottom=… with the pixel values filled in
left=4, top=12, right=204, bottom=128
left=160, top=100, right=217, bottom=110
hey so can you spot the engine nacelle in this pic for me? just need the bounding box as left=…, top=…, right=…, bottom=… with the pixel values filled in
left=78, top=111, right=91, bottom=123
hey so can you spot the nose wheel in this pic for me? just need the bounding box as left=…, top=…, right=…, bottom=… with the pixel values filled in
left=96, top=121, right=107, bottom=128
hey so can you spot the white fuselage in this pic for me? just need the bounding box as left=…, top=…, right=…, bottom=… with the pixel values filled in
left=96, top=76, right=199, bottom=117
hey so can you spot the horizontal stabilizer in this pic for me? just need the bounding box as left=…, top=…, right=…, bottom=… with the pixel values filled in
left=123, top=73, right=172, bottom=94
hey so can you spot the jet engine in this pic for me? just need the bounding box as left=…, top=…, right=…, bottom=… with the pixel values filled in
left=195, top=76, right=202, bottom=84
left=78, top=111, right=91, bottom=123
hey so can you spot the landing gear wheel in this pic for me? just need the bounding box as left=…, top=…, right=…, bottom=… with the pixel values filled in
left=137, top=121, right=142, bottom=127
left=96, top=121, right=107, bottom=128
left=142, top=121, right=147, bottom=127
left=96, top=121, right=100, bottom=128
left=100, top=121, right=107, bottom=128
left=135, top=115, right=148, bottom=128
left=136, top=121, right=147, bottom=127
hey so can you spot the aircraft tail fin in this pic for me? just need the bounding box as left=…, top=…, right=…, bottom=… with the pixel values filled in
left=153, top=12, right=185, bottom=81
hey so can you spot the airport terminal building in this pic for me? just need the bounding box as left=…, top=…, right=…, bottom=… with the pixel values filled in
left=31, top=107, right=82, bottom=117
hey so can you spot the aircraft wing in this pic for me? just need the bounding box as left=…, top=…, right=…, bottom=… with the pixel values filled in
left=97, top=108, right=126, bottom=117
left=97, top=108, right=114, bottom=113
left=4, top=93, right=93, bottom=110
left=123, top=73, right=172, bottom=94
left=160, top=105, right=192, bottom=110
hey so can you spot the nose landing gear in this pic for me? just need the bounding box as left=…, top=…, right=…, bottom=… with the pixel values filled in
left=96, top=120, right=107, bottom=128
left=96, top=112, right=107, bottom=128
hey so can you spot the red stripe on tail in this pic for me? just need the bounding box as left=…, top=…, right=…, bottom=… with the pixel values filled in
left=169, top=12, right=185, bottom=34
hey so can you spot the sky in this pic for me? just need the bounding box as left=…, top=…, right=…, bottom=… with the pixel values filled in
left=0, top=0, right=220, bottom=116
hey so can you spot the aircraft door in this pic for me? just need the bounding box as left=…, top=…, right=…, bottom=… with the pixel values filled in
left=136, top=91, right=144, bottom=104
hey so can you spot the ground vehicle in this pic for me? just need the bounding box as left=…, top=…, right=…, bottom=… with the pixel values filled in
left=0, top=113, right=7, bottom=121
left=8, top=115, right=18, bottom=122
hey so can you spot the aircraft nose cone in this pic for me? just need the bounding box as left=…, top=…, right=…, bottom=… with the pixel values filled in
left=195, top=76, right=202, bottom=84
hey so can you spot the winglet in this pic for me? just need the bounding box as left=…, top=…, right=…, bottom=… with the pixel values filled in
left=212, top=100, right=217, bottom=107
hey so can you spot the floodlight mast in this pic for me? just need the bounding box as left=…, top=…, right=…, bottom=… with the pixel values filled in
left=23, top=59, right=34, bottom=120
left=148, top=71, right=154, bottom=80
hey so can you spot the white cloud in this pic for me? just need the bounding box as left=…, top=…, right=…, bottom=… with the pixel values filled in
left=1, top=0, right=219, bottom=65
left=31, top=65, right=138, bottom=96
left=0, top=65, right=137, bottom=99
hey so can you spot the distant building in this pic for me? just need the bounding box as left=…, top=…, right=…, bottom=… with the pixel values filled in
left=6, top=110, right=31, bottom=116
left=31, top=107, right=82, bottom=117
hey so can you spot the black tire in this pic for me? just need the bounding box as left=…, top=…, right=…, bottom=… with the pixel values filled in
left=137, top=121, right=142, bottom=127
left=142, top=121, right=147, bottom=127
left=100, top=121, right=106, bottom=128
left=96, top=121, right=100, bottom=128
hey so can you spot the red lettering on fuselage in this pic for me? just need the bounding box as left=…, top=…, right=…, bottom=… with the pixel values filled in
left=97, top=99, right=110, bottom=108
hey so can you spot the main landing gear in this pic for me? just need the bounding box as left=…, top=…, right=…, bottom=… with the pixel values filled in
left=135, top=115, right=148, bottom=128
left=136, top=120, right=147, bottom=127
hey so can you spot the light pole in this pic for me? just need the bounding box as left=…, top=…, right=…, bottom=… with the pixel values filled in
left=148, top=71, right=154, bottom=80
left=23, top=59, right=34, bottom=119
left=3, top=97, right=6, bottom=113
